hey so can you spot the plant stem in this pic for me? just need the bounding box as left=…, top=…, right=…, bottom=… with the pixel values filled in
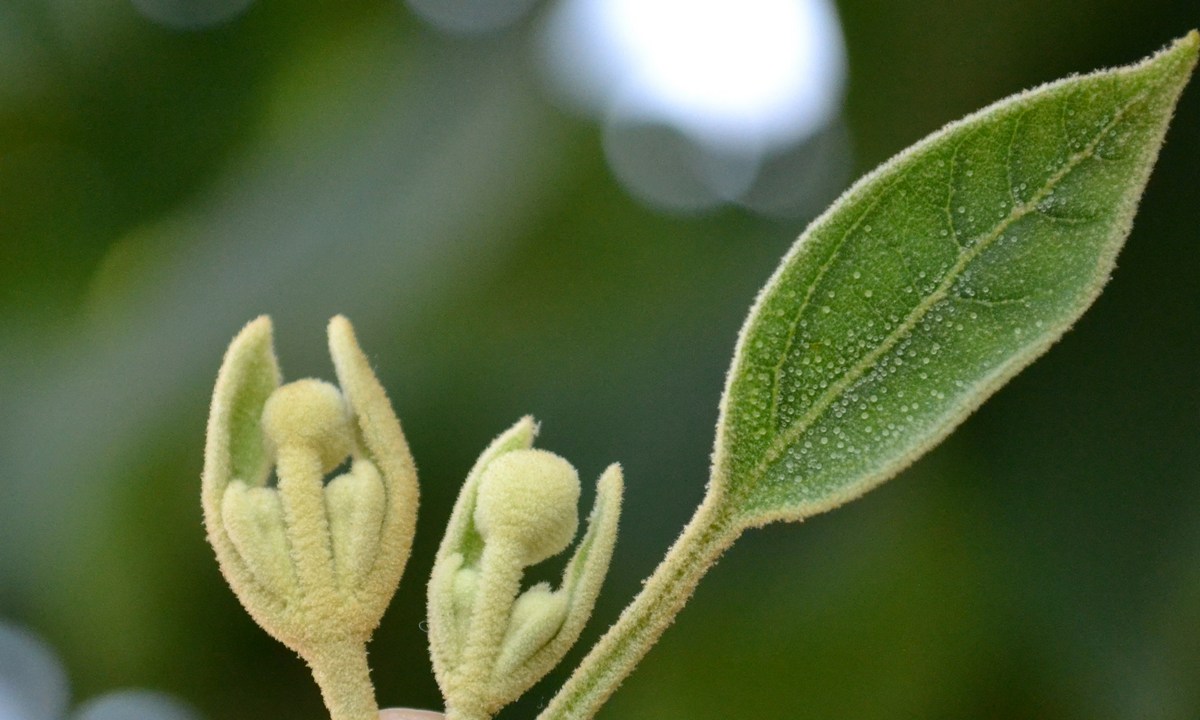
left=537, top=496, right=742, bottom=720
left=305, top=639, right=379, bottom=720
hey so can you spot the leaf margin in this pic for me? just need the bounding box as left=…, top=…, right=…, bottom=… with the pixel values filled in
left=711, top=30, right=1199, bottom=529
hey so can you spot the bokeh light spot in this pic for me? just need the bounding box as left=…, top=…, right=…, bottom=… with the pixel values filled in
left=74, top=690, right=202, bottom=720
left=0, top=621, right=69, bottom=720
left=539, top=0, right=849, bottom=213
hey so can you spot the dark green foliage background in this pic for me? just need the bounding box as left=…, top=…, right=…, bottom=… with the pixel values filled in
left=1, top=1, right=1197, bottom=718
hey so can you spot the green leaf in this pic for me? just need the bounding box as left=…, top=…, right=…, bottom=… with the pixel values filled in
left=713, top=32, right=1197, bottom=528
left=540, top=36, right=1196, bottom=720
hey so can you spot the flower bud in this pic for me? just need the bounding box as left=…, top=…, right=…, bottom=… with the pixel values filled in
left=262, top=379, right=355, bottom=474
left=473, top=449, right=579, bottom=566
left=203, top=316, right=419, bottom=720
left=426, top=418, right=623, bottom=719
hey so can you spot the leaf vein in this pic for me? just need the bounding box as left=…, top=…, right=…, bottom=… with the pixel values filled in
left=765, top=173, right=908, bottom=432
left=948, top=294, right=1032, bottom=308
left=750, top=87, right=1148, bottom=482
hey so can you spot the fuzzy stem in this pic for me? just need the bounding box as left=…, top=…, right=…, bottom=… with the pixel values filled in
left=537, top=496, right=742, bottom=720
left=305, top=639, right=379, bottom=720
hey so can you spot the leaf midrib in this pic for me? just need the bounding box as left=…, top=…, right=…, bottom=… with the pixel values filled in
left=745, top=86, right=1149, bottom=492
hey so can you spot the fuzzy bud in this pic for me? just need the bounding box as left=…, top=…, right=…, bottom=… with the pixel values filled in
left=261, top=379, right=355, bottom=474
left=427, top=418, right=623, bottom=718
left=473, top=449, right=580, bottom=566
left=203, top=316, right=420, bottom=720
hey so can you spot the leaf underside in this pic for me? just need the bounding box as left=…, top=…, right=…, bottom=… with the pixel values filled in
left=714, top=33, right=1197, bottom=527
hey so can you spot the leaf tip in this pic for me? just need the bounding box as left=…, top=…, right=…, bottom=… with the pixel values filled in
left=1146, top=30, right=1199, bottom=82
left=1169, top=29, right=1198, bottom=65
left=1180, top=28, right=1199, bottom=53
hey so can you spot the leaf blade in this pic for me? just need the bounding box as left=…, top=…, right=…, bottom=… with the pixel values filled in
left=714, top=32, right=1198, bottom=526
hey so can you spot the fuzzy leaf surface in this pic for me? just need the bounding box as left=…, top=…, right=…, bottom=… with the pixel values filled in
left=714, top=33, right=1197, bottom=527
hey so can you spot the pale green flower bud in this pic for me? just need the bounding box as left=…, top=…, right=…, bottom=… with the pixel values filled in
left=427, top=418, right=623, bottom=720
left=203, top=316, right=419, bottom=720
left=261, top=379, right=355, bottom=474
left=473, top=449, right=579, bottom=566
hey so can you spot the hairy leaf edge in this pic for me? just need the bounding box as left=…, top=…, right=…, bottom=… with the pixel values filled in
left=712, top=32, right=1198, bottom=529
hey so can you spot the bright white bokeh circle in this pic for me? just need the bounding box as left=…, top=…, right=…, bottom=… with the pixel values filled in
left=541, top=0, right=847, bottom=152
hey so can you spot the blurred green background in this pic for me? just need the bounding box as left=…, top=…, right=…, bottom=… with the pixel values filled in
left=1, top=0, right=1198, bottom=718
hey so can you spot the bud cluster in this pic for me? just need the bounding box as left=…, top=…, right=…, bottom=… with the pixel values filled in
left=427, top=418, right=623, bottom=720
